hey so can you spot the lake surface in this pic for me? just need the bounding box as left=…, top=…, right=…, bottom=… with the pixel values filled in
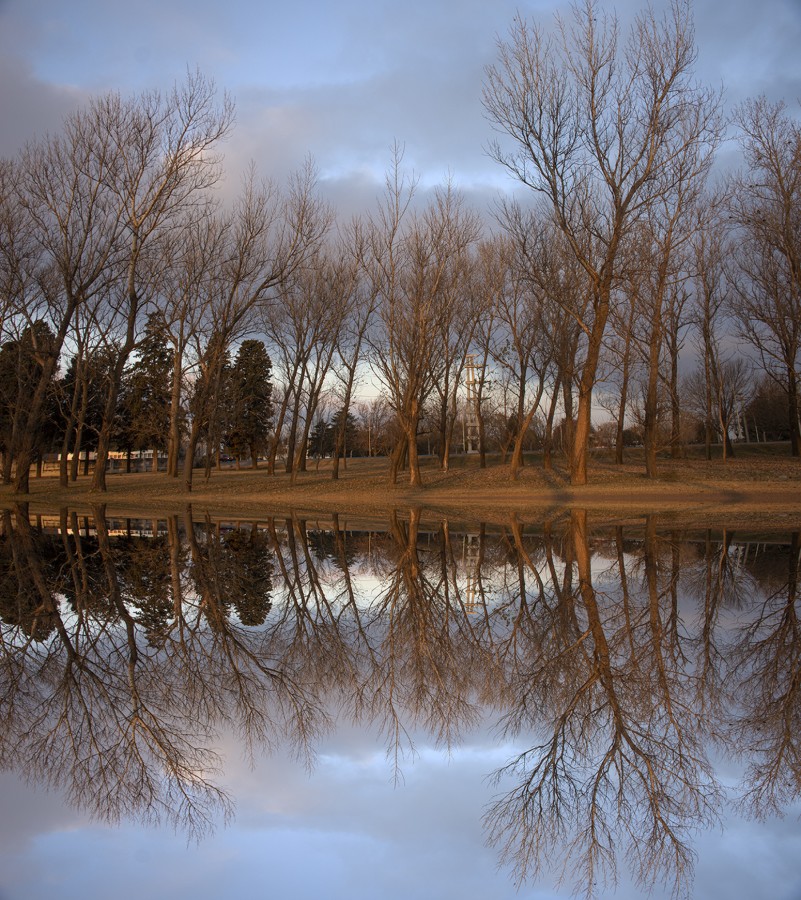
left=1, top=504, right=800, bottom=900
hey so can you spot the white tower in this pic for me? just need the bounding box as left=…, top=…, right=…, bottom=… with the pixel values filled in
left=464, top=354, right=480, bottom=454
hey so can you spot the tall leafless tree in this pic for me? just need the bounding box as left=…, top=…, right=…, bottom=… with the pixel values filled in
left=366, top=150, right=479, bottom=486
left=729, top=96, right=801, bottom=456
left=89, top=72, right=234, bottom=492
left=483, top=0, right=720, bottom=484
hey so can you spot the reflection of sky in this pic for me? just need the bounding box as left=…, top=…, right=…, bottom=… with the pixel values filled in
left=2, top=719, right=801, bottom=900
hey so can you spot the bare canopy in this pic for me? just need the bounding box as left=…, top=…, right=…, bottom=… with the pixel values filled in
left=482, top=0, right=720, bottom=484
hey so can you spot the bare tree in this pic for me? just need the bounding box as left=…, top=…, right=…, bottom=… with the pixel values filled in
left=497, top=204, right=587, bottom=477
left=366, top=149, right=479, bottom=486
left=9, top=102, right=124, bottom=493
left=262, top=242, right=347, bottom=480
left=182, top=164, right=331, bottom=491
left=426, top=186, right=483, bottom=471
left=600, top=255, right=640, bottom=464
left=155, top=209, right=227, bottom=478
left=689, top=201, right=731, bottom=459
left=483, top=0, right=720, bottom=484
left=729, top=96, right=801, bottom=456
left=331, top=222, right=378, bottom=479
left=634, top=114, right=718, bottom=478
left=469, top=237, right=506, bottom=468
left=88, top=73, right=233, bottom=491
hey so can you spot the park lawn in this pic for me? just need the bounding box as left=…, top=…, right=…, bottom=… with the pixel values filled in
left=3, top=450, right=801, bottom=529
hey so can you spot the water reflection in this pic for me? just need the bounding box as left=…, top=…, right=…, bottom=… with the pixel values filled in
left=0, top=504, right=798, bottom=897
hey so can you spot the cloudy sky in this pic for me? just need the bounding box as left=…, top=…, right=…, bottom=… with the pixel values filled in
left=1, top=0, right=800, bottom=217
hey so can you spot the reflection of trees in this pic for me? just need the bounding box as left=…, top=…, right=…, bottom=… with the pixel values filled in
left=728, top=532, right=801, bottom=819
left=363, top=509, right=493, bottom=763
left=0, top=505, right=60, bottom=640
left=0, top=505, right=309, bottom=837
left=179, top=508, right=321, bottom=763
left=116, top=527, right=176, bottom=647
left=189, top=518, right=273, bottom=627
left=259, top=509, right=500, bottom=772
left=0, top=504, right=231, bottom=837
left=486, top=512, right=722, bottom=898
left=0, top=508, right=798, bottom=897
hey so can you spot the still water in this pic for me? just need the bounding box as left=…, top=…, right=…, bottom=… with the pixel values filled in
left=1, top=504, right=800, bottom=900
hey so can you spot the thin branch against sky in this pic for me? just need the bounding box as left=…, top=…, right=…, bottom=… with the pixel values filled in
left=1, top=0, right=799, bottom=214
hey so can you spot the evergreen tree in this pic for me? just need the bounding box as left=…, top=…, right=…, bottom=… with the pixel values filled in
left=57, top=348, right=115, bottom=478
left=225, top=340, right=273, bottom=468
left=117, top=319, right=172, bottom=471
left=330, top=409, right=358, bottom=457
left=0, top=322, right=59, bottom=482
left=189, top=334, right=233, bottom=473
left=309, top=416, right=335, bottom=458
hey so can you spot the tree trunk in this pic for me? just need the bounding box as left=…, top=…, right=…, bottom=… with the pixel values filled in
left=167, top=348, right=183, bottom=478
left=669, top=326, right=682, bottom=460
left=183, top=421, right=202, bottom=492
left=543, top=379, right=560, bottom=472
left=91, top=257, right=140, bottom=492
left=788, top=366, right=800, bottom=457
left=437, top=391, right=449, bottom=471
left=561, top=378, right=574, bottom=459
left=643, top=335, right=661, bottom=479
left=571, top=385, right=594, bottom=487
left=407, top=422, right=422, bottom=487
left=331, top=428, right=343, bottom=480
left=615, top=359, right=630, bottom=466
left=389, top=437, right=406, bottom=485
left=267, top=386, right=293, bottom=476
left=643, top=267, right=668, bottom=479
left=510, top=402, right=540, bottom=480
left=284, top=404, right=299, bottom=475
left=478, top=410, right=487, bottom=469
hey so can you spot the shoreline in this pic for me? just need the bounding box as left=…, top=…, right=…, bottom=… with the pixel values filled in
left=3, top=455, right=801, bottom=528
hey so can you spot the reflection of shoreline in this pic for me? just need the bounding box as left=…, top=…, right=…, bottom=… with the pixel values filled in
left=15, top=509, right=801, bottom=542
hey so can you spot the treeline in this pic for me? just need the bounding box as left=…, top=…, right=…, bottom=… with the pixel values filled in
left=1, top=1, right=799, bottom=493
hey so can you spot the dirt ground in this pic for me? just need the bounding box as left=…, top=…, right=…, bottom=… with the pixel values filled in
left=4, top=451, right=801, bottom=529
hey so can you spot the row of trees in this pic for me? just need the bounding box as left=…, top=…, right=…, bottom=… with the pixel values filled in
left=0, top=1, right=799, bottom=493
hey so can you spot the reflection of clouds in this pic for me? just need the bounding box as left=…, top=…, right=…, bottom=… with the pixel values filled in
left=694, top=809, right=801, bottom=900
left=0, top=773, right=90, bottom=853
left=179, top=719, right=538, bottom=899
left=3, top=738, right=798, bottom=900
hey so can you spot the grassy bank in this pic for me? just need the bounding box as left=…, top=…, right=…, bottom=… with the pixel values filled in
left=3, top=451, right=801, bottom=528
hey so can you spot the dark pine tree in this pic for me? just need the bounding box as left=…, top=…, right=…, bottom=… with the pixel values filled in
left=0, top=322, right=59, bottom=483
left=117, top=320, right=173, bottom=472
left=309, top=416, right=335, bottom=459
left=225, top=340, right=273, bottom=468
left=58, top=348, right=114, bottom=479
